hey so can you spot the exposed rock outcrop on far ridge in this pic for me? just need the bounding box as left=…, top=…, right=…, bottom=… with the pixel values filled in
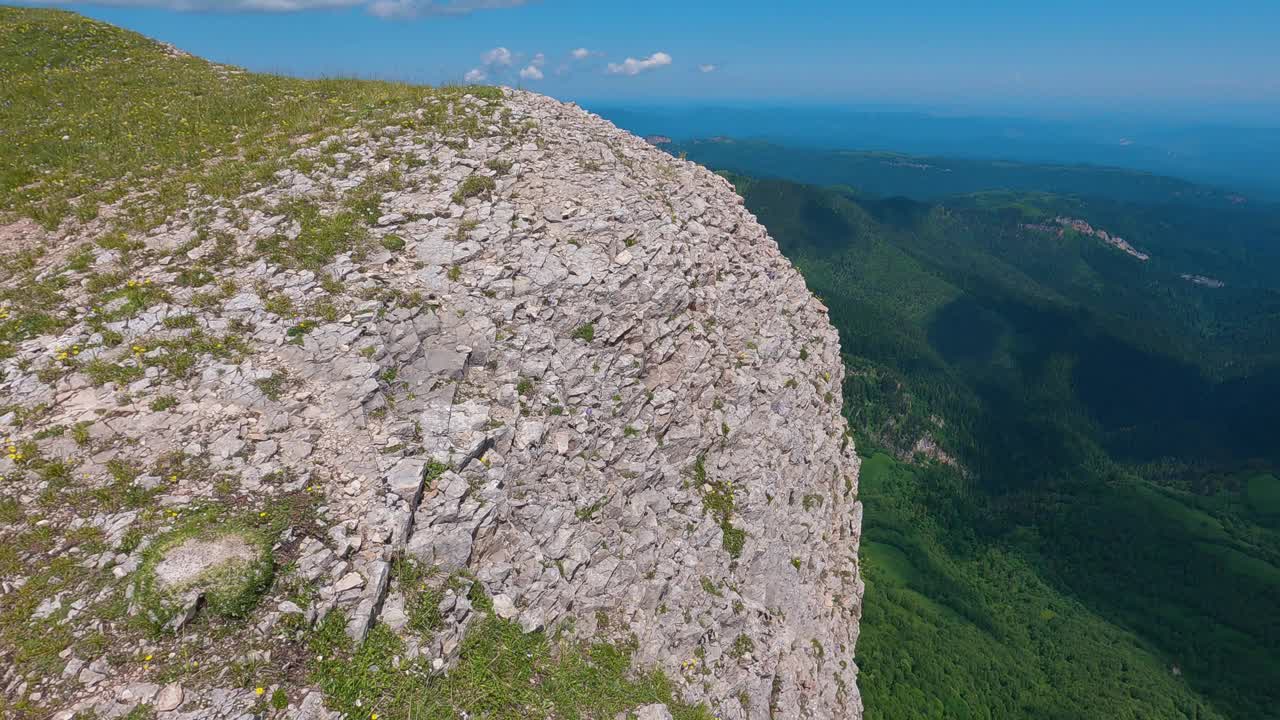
left=2, top=87, right=862, bottom=719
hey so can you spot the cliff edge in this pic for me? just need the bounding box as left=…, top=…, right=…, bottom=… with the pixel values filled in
left=0, top=9, right=862, bottom=719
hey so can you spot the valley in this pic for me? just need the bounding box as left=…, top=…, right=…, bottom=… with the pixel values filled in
left=653, top=150, right=1280, bottom=719
left=1, top=4, right=1276, bottom=718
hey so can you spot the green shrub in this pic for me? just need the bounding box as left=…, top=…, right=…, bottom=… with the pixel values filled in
left=149, top=395, right=177, bottom=411
left=451, top=174, right=496, bottom=204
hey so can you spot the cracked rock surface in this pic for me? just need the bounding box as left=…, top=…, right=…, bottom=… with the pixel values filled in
left=1, top=88, right=862, bottom=719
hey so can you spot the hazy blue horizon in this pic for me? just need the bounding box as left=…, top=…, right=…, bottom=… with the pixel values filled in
left=17, top=0, right=1280, bottom=194
left=19, top=0, right=1280, bottom=127
left=584, top=103, right=1280, bottom=198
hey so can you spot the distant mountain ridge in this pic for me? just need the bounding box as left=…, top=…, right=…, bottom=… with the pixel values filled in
left=589, top=103, right=1280, bottom=199
left=666, top=138, right=1266, bottom=209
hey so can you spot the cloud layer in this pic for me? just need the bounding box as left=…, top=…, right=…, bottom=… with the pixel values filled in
left=606, top=52, right=672, bottom=76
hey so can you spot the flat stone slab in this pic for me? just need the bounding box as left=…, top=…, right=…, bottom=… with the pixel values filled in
left=386, top=458, right=428, bottom=506
left=154, top=535, right=258, bottom=591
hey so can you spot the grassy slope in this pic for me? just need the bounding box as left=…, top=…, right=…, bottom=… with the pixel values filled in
left=0, top=5, right=495, bottom=232
left=724, top=175, right=1280, bottom=719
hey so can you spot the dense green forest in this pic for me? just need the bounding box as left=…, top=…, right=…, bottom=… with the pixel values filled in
left=715, top=168, right=1280, bottom=719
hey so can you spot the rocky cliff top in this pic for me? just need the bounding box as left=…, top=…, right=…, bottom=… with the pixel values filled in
left=1, top=11, right=862, bottom=719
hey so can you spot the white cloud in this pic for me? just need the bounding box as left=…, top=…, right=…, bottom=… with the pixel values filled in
left=28, top=0, right=532, bottom=16
left=698, top=64, right=717, bottom=73
left=481, top=46, right=513, bottom=67
left=473, top=48, right=543, bottom=82
left=571, top=47, right=591, bottom=60
left=380, top=0, right=530, bottom=17
left=606, top=52, right=672, bottom=76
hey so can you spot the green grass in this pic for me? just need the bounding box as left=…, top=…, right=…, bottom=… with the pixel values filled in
left=0, top=6, right=502, bottom=232
left=571, top=322, right=596, bottom=342
left=149, top=394, right=177, bottom=411
left=0, top=495, right=20, bottom=524
left=391, top=556, right=446, bottom=635
left=380, top=233, right=406, bottom=252
left=0, top=4, right=508, bottom=377
left=255, top=200, right=368, bottom=270
left=0, top=555, right=95, bottom=715
left=309, top=603, right=713, bottom=720
left=81, top=358, right=144, bottom=386
left=692, top=454, right=746, bottom=558
left=254, top=370, right=293, bottom=401
left=0, top=273, right=71, bottom=360
left=451, top=174, right=497, bottom=204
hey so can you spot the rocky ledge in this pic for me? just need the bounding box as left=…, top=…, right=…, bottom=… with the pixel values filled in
left=1, top=89, right=862, bottom=719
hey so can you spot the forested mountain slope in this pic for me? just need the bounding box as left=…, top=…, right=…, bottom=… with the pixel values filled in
left=670, top=139, right=1272, bottom=209
left=724, top=174, right=1280, bottom=720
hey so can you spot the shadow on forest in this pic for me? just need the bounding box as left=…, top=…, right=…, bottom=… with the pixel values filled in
left=925, top=286, right=1280, bottom=479
left=727, top=170, right=1280, bottom=720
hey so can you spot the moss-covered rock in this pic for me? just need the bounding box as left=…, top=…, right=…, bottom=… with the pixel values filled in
left=134, top=518, right=274, bottom=631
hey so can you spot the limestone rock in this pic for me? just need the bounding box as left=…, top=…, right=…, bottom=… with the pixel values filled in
left=3, top=86, right=861, bottom=720
left=155, top=683, right=184, bottom=712
left=632, top=705, right=674, bottom=720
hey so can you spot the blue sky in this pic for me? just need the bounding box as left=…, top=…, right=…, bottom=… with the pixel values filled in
left=27, top=0, right=1280, bottom=121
